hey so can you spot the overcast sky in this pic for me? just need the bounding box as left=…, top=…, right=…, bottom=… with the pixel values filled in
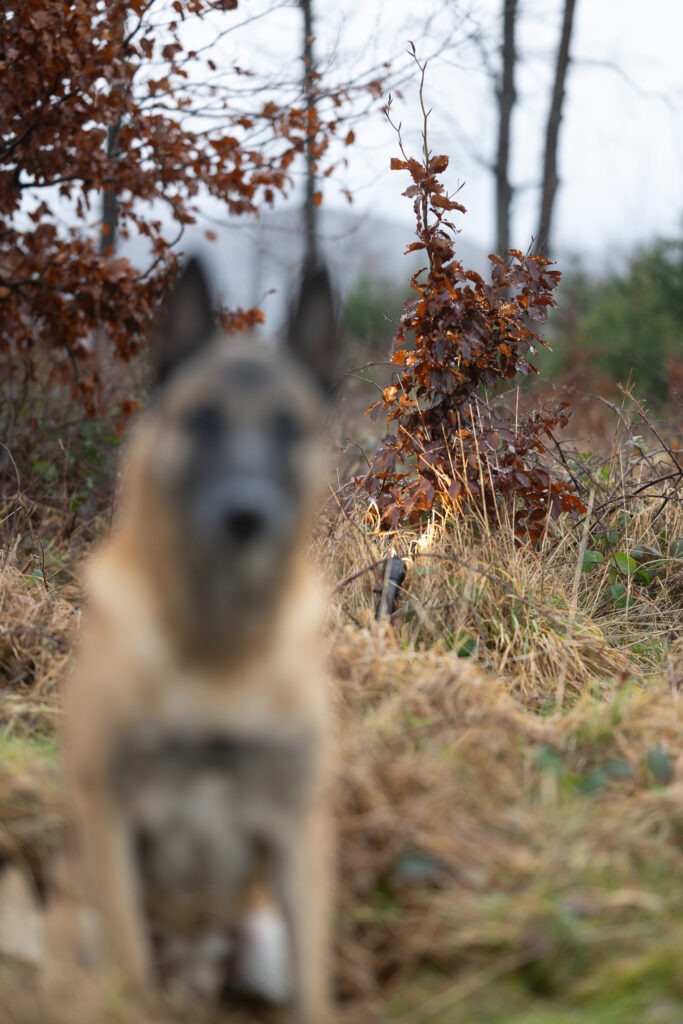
left=219, top=0, right=683, bottom=263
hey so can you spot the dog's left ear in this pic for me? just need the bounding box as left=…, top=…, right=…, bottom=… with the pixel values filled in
left=154, top=258, right=215, bottom=388
left=286, top=261, right=339, bottom=394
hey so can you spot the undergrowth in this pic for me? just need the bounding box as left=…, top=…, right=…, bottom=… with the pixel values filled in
left=3, top=406, right=683, bottom=1022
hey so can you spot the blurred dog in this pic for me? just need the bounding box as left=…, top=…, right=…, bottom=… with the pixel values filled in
left=63, top=259, right=337, bottom=1022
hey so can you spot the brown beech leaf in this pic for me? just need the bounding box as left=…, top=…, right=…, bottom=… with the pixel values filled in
left=430, top=194, right=466, bottom=212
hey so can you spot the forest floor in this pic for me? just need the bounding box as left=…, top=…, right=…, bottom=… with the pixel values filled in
left=2, top=391, right=683, bottom=1023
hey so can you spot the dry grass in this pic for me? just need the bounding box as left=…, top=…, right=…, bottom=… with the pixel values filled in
left=2, top=419, right=683, bottom=1022
left=332, top=626, right=683, bottom=1020
left=325, top=479, right=683, bottom=706
left=0, top=566, right=78, bottom=737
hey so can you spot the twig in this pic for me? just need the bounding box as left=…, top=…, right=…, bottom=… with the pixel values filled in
left=334, top=558, right=388, bottom=594
left=0, top=441, right=21, bottom=567
left=556, top=490, right=594, bottom=711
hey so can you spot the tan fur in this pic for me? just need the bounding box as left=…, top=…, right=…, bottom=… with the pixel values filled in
left=62, top=266, right=336, bottom=1023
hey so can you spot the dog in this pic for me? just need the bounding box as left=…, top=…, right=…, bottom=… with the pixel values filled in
left=62, top=258, right=338, bottom=1022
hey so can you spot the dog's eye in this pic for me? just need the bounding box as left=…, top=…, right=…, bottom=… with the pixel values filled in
left=272, top=410, right=305, bottom=445
left=183, top=404, right=223, bottom=439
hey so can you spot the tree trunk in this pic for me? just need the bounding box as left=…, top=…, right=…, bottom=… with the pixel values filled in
left=100, top=119, right=121, bottom=257
left=300, top=0, right=318, bottom=266
left=536, top=0, right=578, bottom=256
left=495, top=0, right=518, bottom=255
left=92, top=118, right=121, bottom=359
left=94, top=6, right=125, bottom=358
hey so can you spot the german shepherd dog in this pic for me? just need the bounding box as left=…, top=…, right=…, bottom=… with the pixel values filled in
left=63, top=260, right=337, bottom=1022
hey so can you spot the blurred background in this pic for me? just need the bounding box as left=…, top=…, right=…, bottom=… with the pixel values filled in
left=171, top=0, right=683, bottom=406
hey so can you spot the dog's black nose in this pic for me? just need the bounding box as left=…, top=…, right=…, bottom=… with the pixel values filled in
left=223, top=507, right=265, bottom=544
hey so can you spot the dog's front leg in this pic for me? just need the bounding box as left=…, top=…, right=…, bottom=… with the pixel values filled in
left=74, top=783, right=154, bottom=997
left=277, top=804, right=334, bottom=1024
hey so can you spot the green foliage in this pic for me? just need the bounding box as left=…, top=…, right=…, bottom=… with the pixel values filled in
left=343, top=276, right=410, bottom=353
left=579, top=512, right=683, bottom=615
left=547, top=233, right=683, bottom=402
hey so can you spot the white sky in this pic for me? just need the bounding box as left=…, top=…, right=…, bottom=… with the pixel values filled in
left=219, top=0, right=683, bottom=261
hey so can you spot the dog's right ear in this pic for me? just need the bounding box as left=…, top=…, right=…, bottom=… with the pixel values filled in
left=286, top=260, right=339, bottom=394
left=153, top=258, right=215, bottom=388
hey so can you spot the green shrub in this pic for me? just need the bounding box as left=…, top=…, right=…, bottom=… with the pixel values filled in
left=545, top=233, right=683, bottom=402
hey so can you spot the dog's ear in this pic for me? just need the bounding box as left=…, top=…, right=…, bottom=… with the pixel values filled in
left=286, top=261, right=339, bottom=394
left=154, top=258, right=215, bottom=388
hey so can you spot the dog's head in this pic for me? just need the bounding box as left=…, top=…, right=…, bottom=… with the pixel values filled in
left=123, top=258, right=338, bottom=656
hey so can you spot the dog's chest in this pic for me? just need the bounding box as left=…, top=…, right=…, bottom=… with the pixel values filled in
left=112, top=728, right=313, bottom=929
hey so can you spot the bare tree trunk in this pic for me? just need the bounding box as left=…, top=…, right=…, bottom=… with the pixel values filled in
left=92, top=118, right=121, bottom=360
left=535, top=0, right=578, bottom=256
left=95, top=6, right=125, bottom=358
left=495, top=0, right=518, bottom=255
left=100, top=119, right=121, bottom=257
left=300, top=0, right=318, bottom=266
